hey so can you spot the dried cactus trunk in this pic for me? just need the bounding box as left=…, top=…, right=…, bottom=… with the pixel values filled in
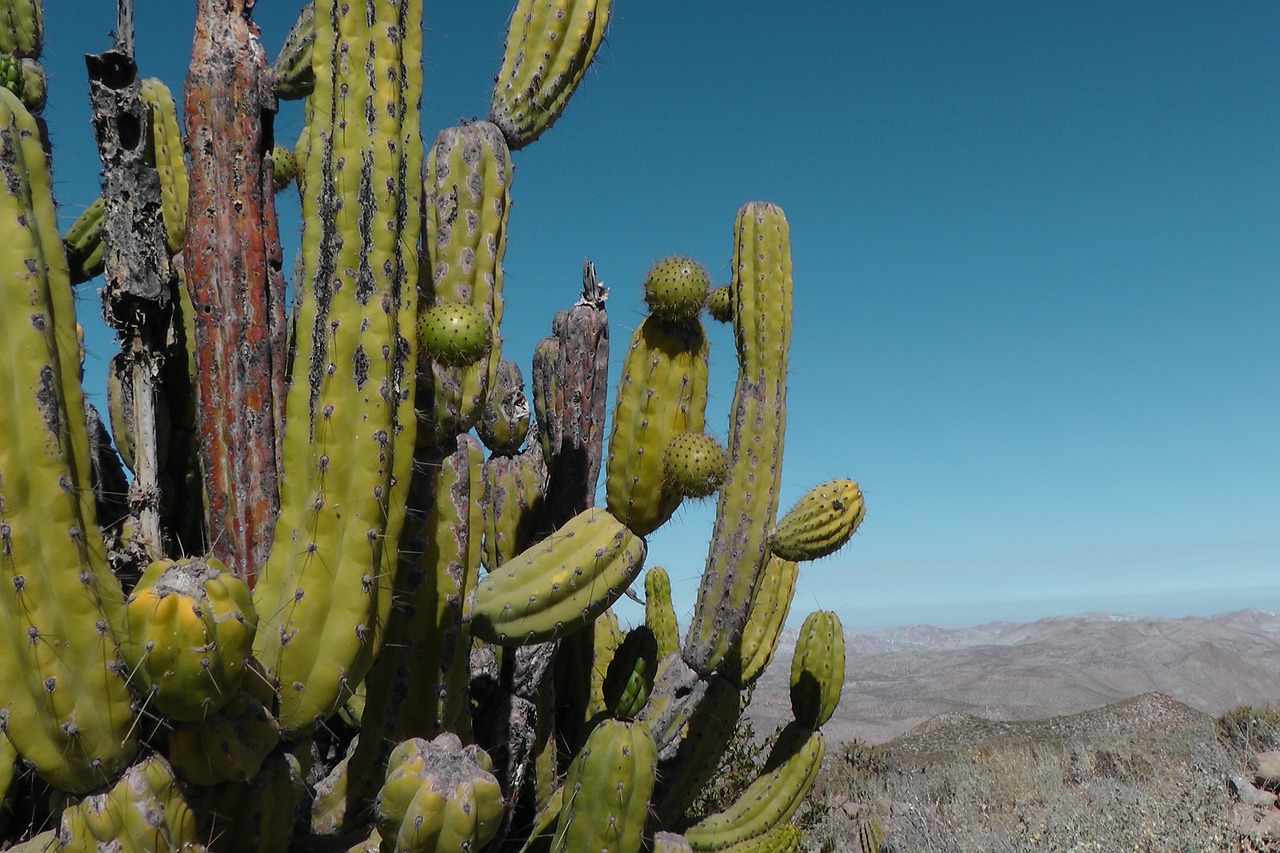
left=182, top=0, right=287, bottom=583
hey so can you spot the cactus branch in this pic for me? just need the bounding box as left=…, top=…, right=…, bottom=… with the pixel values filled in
left=182, top=0, right=286, bottom=583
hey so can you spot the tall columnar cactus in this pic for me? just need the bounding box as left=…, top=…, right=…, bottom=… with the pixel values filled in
left=250, top=0, right=422, bottom=738
left=0, top=0, right=871, bottom=849
left=0, top=86, right=138, bottom=796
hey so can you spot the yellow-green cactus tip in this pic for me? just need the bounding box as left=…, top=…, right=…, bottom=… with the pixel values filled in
left=644, top=255, right=711, bottom=322
left=418, top=302, right=493, bottom=367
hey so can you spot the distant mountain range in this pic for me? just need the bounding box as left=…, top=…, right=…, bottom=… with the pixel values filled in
left=746, top=609, right=1280, bottom=745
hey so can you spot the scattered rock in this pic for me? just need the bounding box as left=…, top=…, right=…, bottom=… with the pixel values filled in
left=1230, top=775, right=1278, bottom=808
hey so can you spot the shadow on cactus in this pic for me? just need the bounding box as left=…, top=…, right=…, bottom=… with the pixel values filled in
left=0, top=0, right=867, bottom=850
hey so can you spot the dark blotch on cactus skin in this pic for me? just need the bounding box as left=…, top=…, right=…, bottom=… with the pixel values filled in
left=643, top=255, right=711, bottom=322
left=418, top=302, right=493, bottom=368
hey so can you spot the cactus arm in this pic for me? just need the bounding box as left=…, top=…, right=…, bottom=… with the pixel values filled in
left=644, top=566, right=682, bottom=660
left=0, top=88, right=139, bottom=794
left=252, top=0, right=422, bottom=737
left=272, top=1, right=315, bottom=101
left=537, top=261, right=610, bottom=531
left=551, top=719, right=657, bottom=853
left=771, top=478, right=866, bottom=562
left=182, top=0, right=287, bottom=583
left=605, top=315, right=709, bottom=535
left=468, top=507, right=646, bottom=646
left=491, top=0, right=612, bottom=150
left=683, top=723, right=824, bottom=851
left=789, top=610, right=846, bottom=729
left=724, top=555, right=798, bottom=689
left=683, top=202, right=793, bottom=676
left=418, top=121, right=512, bottom=445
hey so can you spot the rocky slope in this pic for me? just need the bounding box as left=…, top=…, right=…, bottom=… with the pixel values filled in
left=748, top=609, right=1280, bottom=745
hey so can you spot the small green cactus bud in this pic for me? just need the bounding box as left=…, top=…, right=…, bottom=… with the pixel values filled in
left=271, top=144, right=297, bottom=192
left=644, top=254, right=711, bottom=322
left=705, top=284, right=732, bottom=323
left=662, top=431, right=728, bottom=499
left=0, top=53, right=17, bottom=94
left=418, top=302, right=493, bottom=367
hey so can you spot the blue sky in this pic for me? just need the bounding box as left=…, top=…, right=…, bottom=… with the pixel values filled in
left=40, top=3, right=1280, bottom=630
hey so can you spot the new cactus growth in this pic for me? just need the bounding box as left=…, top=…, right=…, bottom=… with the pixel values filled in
left=0, top=1, right=871, bottom=849
left=644, top=255, right=713, bottom=323
left=120, top=555, right=257, bottom=721
left=664, top=430, right=730, bottom=499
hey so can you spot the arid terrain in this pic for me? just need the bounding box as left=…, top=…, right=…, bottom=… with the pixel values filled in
left=723, top=610, right=1280, bottom=850
left=749, top=609, right=1280, bottom=746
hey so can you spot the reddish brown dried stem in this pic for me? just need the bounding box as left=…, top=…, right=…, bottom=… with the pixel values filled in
left=535, top=260, right=610, bottom=532
left=182, top=0, right=286, bottom=584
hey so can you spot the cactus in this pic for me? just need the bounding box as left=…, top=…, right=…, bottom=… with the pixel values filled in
left=469, top=506, right=646, bottom=645
left=491, top=0, right=611, bottom=149
left=551, top=718, right=657, bottom=853
left=605, top=314, right=710, bottom=535
left=789, top=610, right=846, bottom=729
left=684, top=202, right=793, bottom=677
left=643, top=255, right=713, bottom=322
left=0, top=1, right=870, bottom=849
left=771, top=478, right=866, bottom=562
left=119, top=555, right=257, bottom=721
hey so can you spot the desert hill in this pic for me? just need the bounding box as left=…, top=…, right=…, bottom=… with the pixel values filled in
left=747, top=609, right=1280, bottom=745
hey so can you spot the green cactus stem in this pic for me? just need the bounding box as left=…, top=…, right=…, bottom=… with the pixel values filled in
left=491, top=0, right=612, bottom=150
left=644, top=566, right=682, bottom=660
left=771, top=478, right=866, bottom=562
left=348, top=435, right=484, bottom=816
left=723, top=555, right=798, bottom=689
left=789, top=610, right=846, bottom=729
left=183, top=0, right=287, bottom=583
left=469, top=507, right=646, bottom=645
left=252, top=0, right=422, bottom=737
left=683, top=722, right=824, bottom=851
left=0, top=86, right=138, bottom=795
left=272, top=1, right=314, bottom=100
left=61, top=195, right=104, bottom=284
left=684, top=202, right=793, bottom=676
left=551, top=718, right=657, bottom=853
left=0, top=0, right=40, bottom=59
left=605, top=315, right=710, bottom=536
left=481, top=432, right=548, bottom=571
left=418, top=121, right=511, bottom=445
